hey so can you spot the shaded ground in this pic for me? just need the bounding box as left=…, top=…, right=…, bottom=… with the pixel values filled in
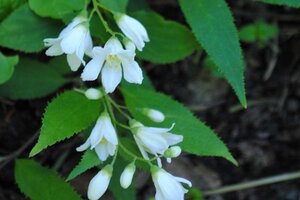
left=0, top=0, right=299, bottom=200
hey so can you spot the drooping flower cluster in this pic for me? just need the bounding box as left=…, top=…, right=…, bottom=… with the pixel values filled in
left=44, top=9, right=191, bottom=200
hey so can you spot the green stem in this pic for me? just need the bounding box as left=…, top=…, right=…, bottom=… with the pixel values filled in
left=108, top=97, right=131, bottom=120
left=204, top=171, right=300, bottom=196
left=92, top=0, right=115, bottom=36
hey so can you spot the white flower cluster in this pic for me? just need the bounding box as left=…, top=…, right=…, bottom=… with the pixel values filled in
left=44, top=12, right=191, bottom=200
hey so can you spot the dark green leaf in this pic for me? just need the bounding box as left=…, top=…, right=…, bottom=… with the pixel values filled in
left=67, top=150, right=101, bottom=181
left=0, top=0, right=25, bottom=20
left=179, top=0, right=247, bottom=107
left=30, top=90, right=102, bottom=156
left=15, top=159, right=82, bottom=200
left=0, top=52, right=18, bottom=84
left=259, top=0, right=300, bottom=7
left=28, top=0, right=85, bottom=19
left=0, top=3, right=63, bottom=52
left=122, top=85, right=237, bottom=165
left=132, top=11, right=198, bottom=64
left=0, top=58, right=67, bottom=99
left=100, top=0, right=128, bottom=13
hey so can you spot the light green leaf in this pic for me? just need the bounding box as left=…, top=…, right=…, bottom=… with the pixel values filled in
left=0, top=52, right=18, bottom=84
left=0, top=0, right=25, bottom=20
left=100, top=0, right=128, bottom=13
left=122, top=85, right=237, bottom=165
left=0, top=3, right=63, bottom=52
left=30, top=90, right=102, bottom=156
left=28, top=0, right=85, bottom=19
left=179, top=0, right=247, bottom=107
left=109, top=156, right=136, bottom=200
left=15, top=159, right=82, bottom=200
left=259, top=0, right=300, bottom=7
left=132, top=11, right=198, bottom=64
left=0, top=58, right=67, bottom=99
left=67, top=150, right=101, bottom=181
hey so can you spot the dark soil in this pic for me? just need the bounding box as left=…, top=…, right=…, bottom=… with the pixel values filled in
left=0, top=0, right=299, bottom=200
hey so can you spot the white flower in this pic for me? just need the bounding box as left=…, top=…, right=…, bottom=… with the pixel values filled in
left=143, top=108, right=165, bottom=123
left=76, top=112, right=118, bottom=161
left=151, top=166, right=192, bottom=200
left=44, top=16, right=93, bottom=71
left=115, top=14, right=149, bottom=51
left=120, top=161, right=136, bottom=189
left=85, top=88, right=103, bottom=100
left=163, top=146, right=182, bottom=163
left=88, top=165, right=113, bottom=200
left=130, top=120, right=183, bottom=166
left=81, top=37, right=143, bottom=93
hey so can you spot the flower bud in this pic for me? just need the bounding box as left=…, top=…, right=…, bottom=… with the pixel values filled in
left=120, top=162, right=136, bottom=189
left=85, top=88, right=103, bottom=100
left=143, top=108, right=165, bottom=123
left=164, top=146, right=182, bottom=158
left=88, top=165, right=113, bottom=200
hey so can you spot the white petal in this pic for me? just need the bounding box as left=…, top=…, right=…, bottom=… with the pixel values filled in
left=67, top=53, right=81, bottom=71
left=122, top=59, right=143, bottom=84
left=141, top=123, right=175, bottom=135
left=76, top=137, right=91, bottom=152
left=89, top=118, right=105, bottom=148
left=81, top=54, right=105, bottom=81
left=107, top=142, right=116, bottom=155
left=104, top=37, right=123, bottom=54
left=134, top=135, right=149, bottom=159
left=43, top=38, right=60, bottom=47
left=84, top=31, right=93, bottom=57
left=101, top=62, right=122, bottom=93
left=161, top=133, right=183, bottom=146
left=94, top=144, right=109, bottom=161
left=59, top=17, right=83, bottom=38
left=138, top=131, right=169, bottom=154
left=61, top=25, right=86, bottom=54
left=45, top=42, right=63, bottom=56
left=174, top=176, right=192, bottom=188
left=88, top=166, right=112, bottom=200
left=103, top=118, right=118, bottom=145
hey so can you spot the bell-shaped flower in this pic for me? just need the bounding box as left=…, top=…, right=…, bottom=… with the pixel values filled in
left=44, top=15, right=93, bottom=71
left=88, top=165, right=113, bottom=200
left=130, top=120, right=183, bottom=166
left=76, top=112, right=118, bottom=161
left=81, top=37, right=143, bottom=93
left=151, top=166, right=192, bottom=200
left=115, top=14, right=149, bottom=51
left=143, top=108, right=165, bottom=123
left=120, top=161, right=136, bottom=189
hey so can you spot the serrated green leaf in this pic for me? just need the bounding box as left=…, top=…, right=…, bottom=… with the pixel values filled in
left=0, top=52, right=18, bottom=84
left=132, top=11, right=198, bottom=64
left=179, top=0, right=247, bottom=107
left=30, top=90, right=102, bottom=156
left=0, top=58, right=67, bottom=99
left=109, top=156, right=136, bottom=200
left=28, top=0, right=85, bottom=19
left=15, top=159, right=82, bottom=200
left=0, top=3, right=63, bottom=52
left=122, top=85, right=237, bottom=165
left=100, top=0, right=128, bottom=13
left=67, top=150, right=101, bottom=181
left=0, top=0, right=25, bottom=20
left=259, top=0, right=300, bottom=7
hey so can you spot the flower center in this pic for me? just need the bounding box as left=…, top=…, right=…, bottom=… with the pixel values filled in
left=106, top=54, right=121, bottom=68
left=100, top=138, right=108, bottom=144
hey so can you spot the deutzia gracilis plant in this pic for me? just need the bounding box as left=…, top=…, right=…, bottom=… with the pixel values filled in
left=3, top=0, right=295, bottom=199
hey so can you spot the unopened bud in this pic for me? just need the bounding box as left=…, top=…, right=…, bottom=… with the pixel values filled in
left=120, top=162, right=136, bottom=189
left=164, top=146, right=181, bottom=158
left=143, top=108, right=165, bottom=123
left=85, top=88, right=103, bottom=100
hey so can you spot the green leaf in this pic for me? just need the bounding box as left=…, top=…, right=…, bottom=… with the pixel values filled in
left=0, top=58, right=67, bottom=99
left=30, top=90, right=102, bottom=156
left=0, top=3, right=63, bottom=52
left=67, top=150, right=101, bottom=181
left=179, top=0, right=247, bottom=107
left=100, top=0, right=128, bottom=13
left=0, top=52, right=18, bottom=84
left=132, top=11, right=198, bottom=64
left=109, top=156, right=136, bottom=200
left=239, top=21, right=278, bottom=44
left=28, top=0, right=85, bottom=19
left=0, top=0, right=25, bottom=20
left=122, top=85, right=237, bottom=165
left=259, top=0, right=300, bottom=7
left=15, top=159, right=82, bottom=200
left=127, top=0, right=149, bottom=12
